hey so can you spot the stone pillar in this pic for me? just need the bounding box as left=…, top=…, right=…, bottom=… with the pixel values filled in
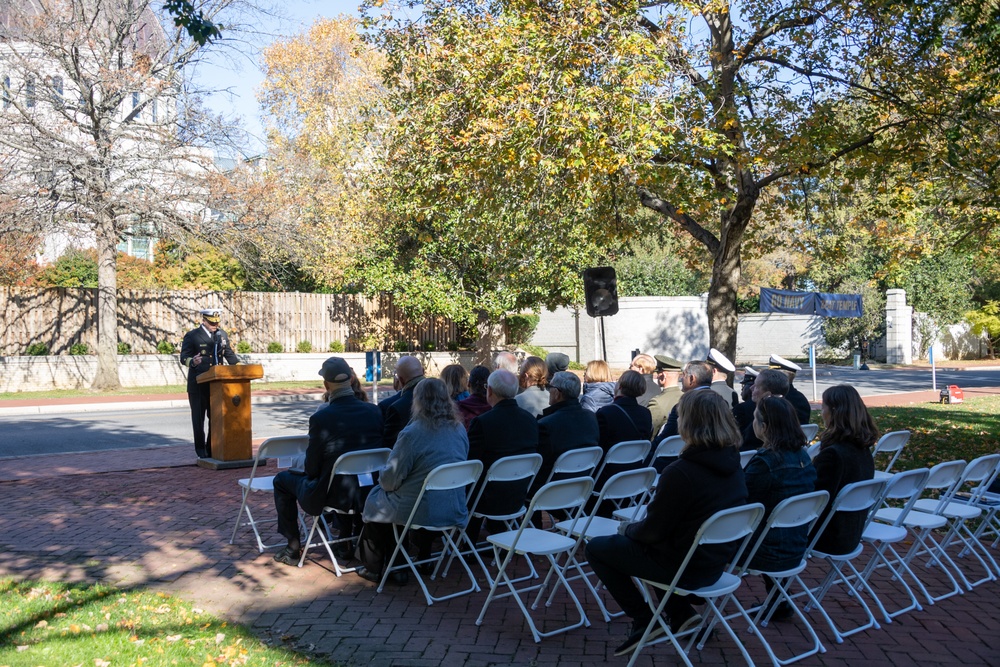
left=885, top=289, right=913, bottom=365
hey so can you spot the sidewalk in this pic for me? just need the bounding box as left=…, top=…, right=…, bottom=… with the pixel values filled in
left=1, top=391, right=999, bottom=666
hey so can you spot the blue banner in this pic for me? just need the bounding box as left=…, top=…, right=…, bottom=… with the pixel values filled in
left=760, top=288, right=861, bottom=318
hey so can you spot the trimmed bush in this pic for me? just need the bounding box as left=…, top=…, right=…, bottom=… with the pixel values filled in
left=446, top=341, right=460, bottom=352
left=422, top=340, right=436, bottom=351
left=70, top=343, right=89, bottom=355
left=157, top=340, right=176, bottom=355
left=568, top=361, right=585, bottom=370
left=26, top=342, right=49, bottom=356
left=393, top=340, right=409, bottom=352
left=267, top=341, right=284, bottom=354
left=329, top=340, right=345, bottom=353
left=117, top=342, right=132, bottom=355
left=236, top=340, right=252, bottom=354
left=296, top=340, right=313, bottom=353
left=505, top=313, right=540, bottom=346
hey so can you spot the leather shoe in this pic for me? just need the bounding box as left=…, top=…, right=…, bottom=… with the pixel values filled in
left=355, top=566, right=409, bottom=586
left=273, top=546, right=301, bottom=566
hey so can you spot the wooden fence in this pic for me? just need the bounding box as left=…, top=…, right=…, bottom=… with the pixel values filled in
left=0, top=287, right=464, bottom=355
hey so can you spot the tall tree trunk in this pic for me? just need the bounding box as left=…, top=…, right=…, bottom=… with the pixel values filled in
left=707, top=237, right=741, bottom=367
left=474, top=309, right=504, bottom=366
left=92, top=212, right=120, bottom=390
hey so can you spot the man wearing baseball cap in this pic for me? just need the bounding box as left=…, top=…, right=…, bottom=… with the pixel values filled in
left=179, top=308, right=239, bottom=459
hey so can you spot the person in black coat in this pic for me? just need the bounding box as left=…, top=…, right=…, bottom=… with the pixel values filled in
left=739, top=369, right=789, bottom=452
left=596, top=370, right=653, bottom=452
left=179, top=308, right=239, bottom=459
left=380, top=355, right=424, bottom=448
left=272, top=357, right=384, bottom=565
left=769, top=354, right=812, bottom=423
left=467, top=369, right=539, bottom=539
left=731, top=367, right=758, bottom=433
left=532, top=371, right=599, bottom=495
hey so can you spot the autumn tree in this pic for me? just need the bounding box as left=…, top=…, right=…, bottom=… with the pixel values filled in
left=0, top=0, right=254, bottom=388
left=362, top=0, right=996, bottom=361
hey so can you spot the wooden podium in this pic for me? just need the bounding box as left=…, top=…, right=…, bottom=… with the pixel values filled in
left=196, top=364, right=264, bottom=470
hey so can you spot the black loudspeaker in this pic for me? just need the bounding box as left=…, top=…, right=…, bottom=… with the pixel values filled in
left=583, top=267, right=619, bottom=317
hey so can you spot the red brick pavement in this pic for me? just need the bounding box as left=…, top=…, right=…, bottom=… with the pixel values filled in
left=1, top=455, right=999, bottom=666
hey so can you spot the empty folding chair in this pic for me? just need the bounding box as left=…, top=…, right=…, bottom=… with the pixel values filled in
left=800, top=423, right=819, bottom=443
left=450, top=453, right=543, bottom=586
left=858, top=467, right=931, bottom=622
left=591, top=440, right=650, bottom=516
left=874, top=459, right=968, bottom=603
left=229, top=435, right=309, bottom=552
left=871, top=430, right=910, bottom=479
left=717, top=490, right=830, bottom=666
left=298, top=448, right=391, bottom=575
left=803, top=477, right=889, bottom=644
left=531, top=446, right=602, bottom=527
left=475, top=477, right=596, bottom=642
left=551, top=467, right=657, bottom=622
left=647, top=435, right=684, bottom=473
left=626, top=503, right=766, bottom=667
left=910, top=453, right=1000, bottom=587
left=954, top=459, right=1000, bottom=550
left=378, top=460, right=484, bottom=605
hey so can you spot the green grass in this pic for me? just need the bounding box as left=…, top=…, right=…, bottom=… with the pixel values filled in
left=0, top=579, right=334, bottom=667
left=0, top=380, right=394, bottom=402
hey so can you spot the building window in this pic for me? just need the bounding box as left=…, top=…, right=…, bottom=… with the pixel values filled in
left=47, top=76, right=64, bottom=109
left=117, top=220, right=156, bottom=261
left=132, top=91, right=139, bottom=109
left=2, top=76, right=10, bottom=109
left=25, top=76, right=35, bottom=108
left=151, top=99, right=158, bottom=123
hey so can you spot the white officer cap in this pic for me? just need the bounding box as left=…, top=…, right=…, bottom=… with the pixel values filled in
left=706, top=347, right=736, bottom=373
left=768, top=354, right=802, bottom=373
left=199, top=308, right=221, bottom=324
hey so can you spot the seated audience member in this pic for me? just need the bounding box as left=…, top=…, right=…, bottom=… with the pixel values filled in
left=457, top=365, right=492, bottom=429
left=769, top=354, right=812, bottom=423
left=466, top=369, right=539, bottom=540
left=441, top=364, right=470, bottom=403
left=810, top=385, right=877, bottom=555
left=356, top=378, right=470, bottom=584
left=514, top=356, right=550, bottom=417
left=596, top=370, right=653, bottom=452
left=652, top=360, right=713, bottom=443
left=272, top=357, right=384, bottom=566
left=532, top=371, right=599, bottom=495
left=545, top=352, right=570, bottom=381
left=580, top=360, right=616, bottom=412
left=707, top=347, right=740, bottom=408
left=629, top=353, right=661, bottom=408
left=646, top=356, right=683, bottom=438
left=731, top=367, right=758, bottom=432
left=743, top=396, right=817, bottom=618
left=739, top=369, right=789, bottom=452
left=586, top=390, right=748, bottom=656
left=493, top=350, right=520, bottom=374
left=381, top=355, right=425, bottom=449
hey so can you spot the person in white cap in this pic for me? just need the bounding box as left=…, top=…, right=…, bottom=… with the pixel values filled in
left=707, top=347, right=739, bottom=408
left=179, top=308, right=239, bottom=459
left=768, top=354, right=812, bottom=423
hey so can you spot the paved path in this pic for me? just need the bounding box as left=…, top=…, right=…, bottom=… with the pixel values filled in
left=1, top=390, right=999, bottom=666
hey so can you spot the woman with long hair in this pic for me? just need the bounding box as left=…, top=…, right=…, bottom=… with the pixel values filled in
left=357, top=378, right=470, bottom=584
left=514, top=356, right=549, bottom=417
left=810, top=384, right=877, bottom=555
left=586, top=390, right=748, bottom=656
left=440, top=364, right=470, bottom=402
left=580, top=359, right=616, bottom=412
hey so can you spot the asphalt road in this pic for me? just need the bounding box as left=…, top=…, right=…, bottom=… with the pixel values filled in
left=0, top=365, right=997, bottom=459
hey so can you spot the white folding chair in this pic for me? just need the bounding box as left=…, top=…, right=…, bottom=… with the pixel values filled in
left=806, top=442, right=822, bottom=460
left=800, top=423, right=819, bottom=443
left=740, top=450, right=757, bottom=469
left=449, top=453, right=543, bottom=586
left=297, top=448, right=391, bottom=575
left=377, top=459, right=484, bottom=605
left=871, top=430, right=910, bottom=479
left=592, top=440, right=650, bottom=510
left=910, top=453, right=1000, bottom=587
left=648, top=435, right=684, bottom=472
left=229, top=435, right=309, bottom=552
left=539, top=446, right=603, bottom=488
left=626, top=503, right=766, bottom=667
left=803, top=477, right=889, bottom=644
left=718, top=490, right=830, bottom=666
left=551, top=467, right=657, bottom=622
left=955, top=459, right=1000, bottom=551
left=858, top=467, right=931, bottom=622
left=475, top=477, right=596, bottom=642
left=875, top=459, right=968, bottom=603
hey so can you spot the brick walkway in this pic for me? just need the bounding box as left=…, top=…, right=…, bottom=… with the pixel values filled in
left=1, top=449, right=999, bottom=666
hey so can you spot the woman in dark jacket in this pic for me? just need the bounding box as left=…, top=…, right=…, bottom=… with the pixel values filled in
left=810, top=385, right=877, bottom=555
left=595, top=370, right=653, bottom=452
left=587, top=390, right=748, bottom=656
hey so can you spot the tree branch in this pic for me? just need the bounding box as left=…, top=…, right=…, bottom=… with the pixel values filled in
left=635, top=185, right=721, bottom=254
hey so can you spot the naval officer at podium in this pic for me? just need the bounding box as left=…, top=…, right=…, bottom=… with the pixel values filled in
left=180, top=308, right=240, bottom=458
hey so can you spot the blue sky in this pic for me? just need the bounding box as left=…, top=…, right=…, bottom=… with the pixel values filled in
left=191, top=0, right=361, bottom=155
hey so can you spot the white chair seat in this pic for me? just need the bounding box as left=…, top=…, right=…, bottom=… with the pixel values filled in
left=676, top=571, right=741, bottom=597
left=553, top=516, right=620, bottom=539
left=912, top=499, right=982, bottom=520
left=613, top=505, right=647, bottom=522
left=488, top=528, right=576, bottom=556
left=876, top=507, right=948, bottom=530
left=238, top=477, right=275, bottom=492
left=864, top=523, right=907, bottom=544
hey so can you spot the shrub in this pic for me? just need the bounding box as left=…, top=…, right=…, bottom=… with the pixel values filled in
left=157, top=340, right=176, bottom=355
left=267, top=341, right=284, bottom=354
left=568, top=361, right=585, bottom=371
left=446, top=340, right=460, bottom=352
left=70, top=343, right=89, bottom=355
left=393, top=340, right=409, bottom=352
left=329, top=340, right=345, bottom=352
left=296, top=340, right=313, bottom=353
left=236, top=340, right=252, bottom=354
left=504, top=313, right=540, bottom=346
left=117, top=342, right=132, bottom=355
left=26, top=342, right=49, bottom=356
left=422, top=340, right=436, bottom=352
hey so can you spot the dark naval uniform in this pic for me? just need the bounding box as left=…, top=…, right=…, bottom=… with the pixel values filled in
left=180, top=320, right=239, bottom=457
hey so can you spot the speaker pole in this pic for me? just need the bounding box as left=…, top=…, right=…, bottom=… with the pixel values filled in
left=600, top=315, right=607, bottom=361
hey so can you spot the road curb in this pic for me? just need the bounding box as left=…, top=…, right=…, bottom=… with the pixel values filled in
left=0, top=391, right=325, bottom=417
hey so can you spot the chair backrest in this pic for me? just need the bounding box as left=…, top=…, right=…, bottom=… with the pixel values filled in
left=247, top=435, right=309, bottom=480
left=547, top=446, right=604, bottom=483
left=807, top=477, right=888, bottom=553
left=604, top=440, right=651, bottom=465
left=740, top=450, right=756, bottom=469
left=737, top=491, right=829, bottom=574
left=958, top=453, right=1000, bottom=488
left=424, top=459, right=485, bottom=492
left=331, top=448, right=392, bottom=477
left=485, top=453, right=543, bottom=484
left=527, top=477, right=596, bottom=514
left=596, top=467, right=656, bottom=504
left=800, top=423, right=819, bottom=443
left=872, top=430, right=910, bottom=474
left=469, top=453, right=544, bottom=517
left=806, top=442, right=822, bottom=460
left=651, top=435, right=685, bottom=462
left=925, top=459, right=967, bottom=491
left=874, top=467, right=930, bottom=526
